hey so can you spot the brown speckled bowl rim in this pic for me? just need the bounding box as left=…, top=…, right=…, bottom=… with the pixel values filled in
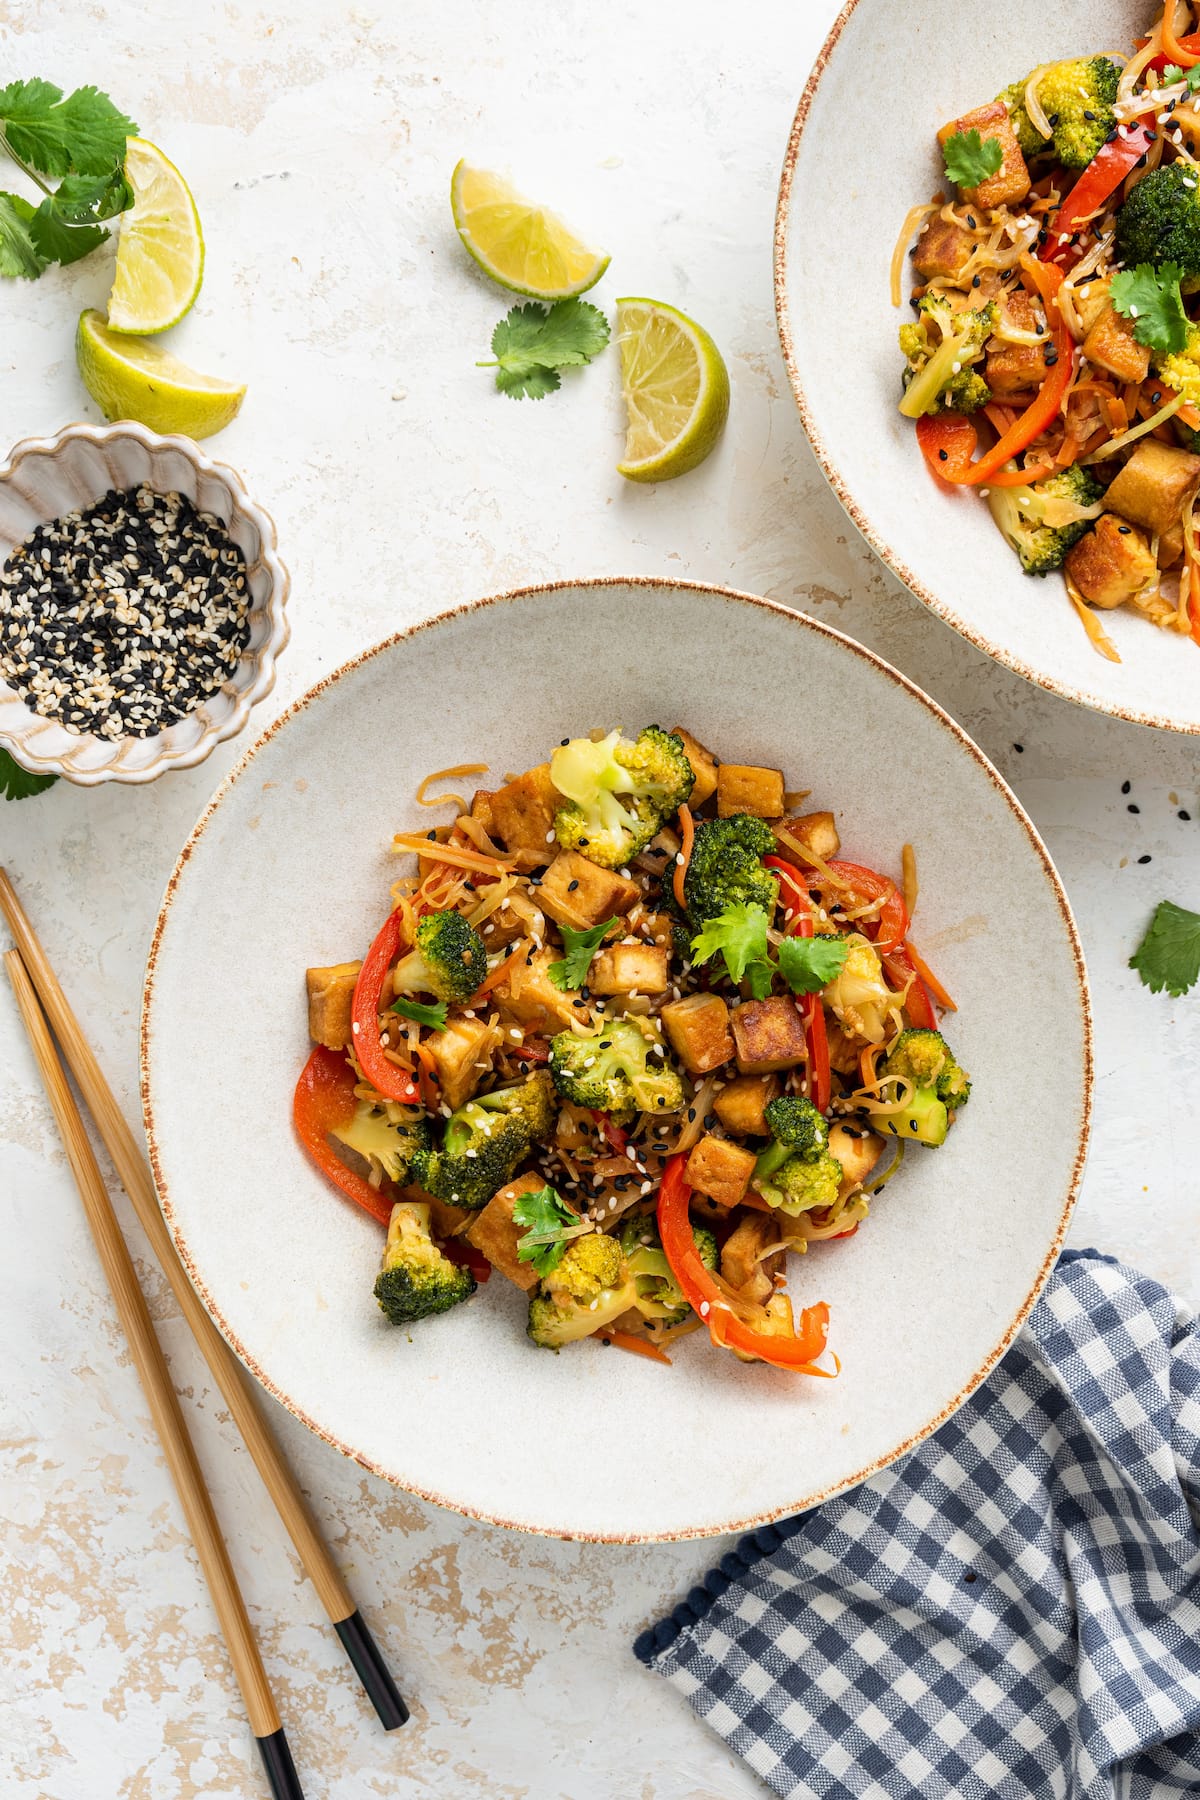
left=141, top=576, right=1093, bottom=1542
left=773, top=0, right=1200, bottom=737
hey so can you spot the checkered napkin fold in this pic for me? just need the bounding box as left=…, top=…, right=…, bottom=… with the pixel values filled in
left=634, top=1251, right=1200, bottom=1800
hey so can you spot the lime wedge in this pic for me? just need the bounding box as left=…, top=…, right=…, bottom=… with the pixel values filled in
left=76, top=310, right=245, bottom=439
left=615, top=297, right=730, bottom=482
left=107, top=139, right=204, bottom=335
left=451, top=160, right=609, bottom=299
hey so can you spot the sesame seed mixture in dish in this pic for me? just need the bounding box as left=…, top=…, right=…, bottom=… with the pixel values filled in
left=892, top=4, right=1200, bottom=663
left=0, top=484, right=249, bottom=740
left=294, top=726, right=972, bottom=1374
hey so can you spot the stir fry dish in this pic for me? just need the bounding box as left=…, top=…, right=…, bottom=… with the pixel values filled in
left=294, top=726, right=971, bottom=1374
left=893, top=5, right=1200, bottom=661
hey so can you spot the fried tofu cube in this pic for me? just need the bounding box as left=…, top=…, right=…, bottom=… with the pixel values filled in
left=589, top=942, right=671, bottom=996
left=1081, top=304, right=1151, bottom=385
left=985, top=291, right=1048, bottom=398
left=465, top=1172, right=551, bottom=1291
left=537, top=851, right=639, bottom=932
left=427, top=1014, right=499, bottom=1111
left=470, top=788, right=497, bottom=837
left=717, top=762, right=786, bottom=819
left=670, top=724, right=719, bottom=807
left=731, top=996, right=808, bottom=1073
left=489, top=764, right=560, bottom=858
left=828, top=1123, right=885, bottom=1200
left=306, top=960, right=361, bottom=1051
left=660, top=992, right=734, bottom=1074
left=1160, top=523, right=1185, bottom=569
left=685, top=1135, right=757, bottom=1209
left=1102, top=440, right=1200, bottom=538
left=911, top=214, right=975, bottom=283
left=641, top=910, right=676, bottom=947
left=937, top=101, right=1031, bottom=209
left=773, top=809, right=840, bottom=866
left=1065, top=514, right=1157, bottom=609
left=713, top=1073, right=780, bottom=1137
left=720, top=1210, right=782, bottom=1305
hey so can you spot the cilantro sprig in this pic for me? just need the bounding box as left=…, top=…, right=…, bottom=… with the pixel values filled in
left=1110, top=262, right=1191, bottom=356
left=0, top=747, right=57, bottom=801
left=478, top=298, right=610, bottom=399
left=547, top=916, right=619, bottom=991
left=690, top=903, right=850, bottom=998
left=512, top=1184, right=591, bottom=1278
left=776, top=933, right=850, bottom=994
left=0, top=79, right=137, bottom=280
left=1130, top=899, right=1200, bottom=997
left=941, top=128, right=1003, bottom=191
left=1161, top=63, right=1200, bottom=93
left=390, top=996, right=449, bottom=1031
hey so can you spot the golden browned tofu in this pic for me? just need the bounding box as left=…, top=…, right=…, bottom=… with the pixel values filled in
left=660, top=992, right=734, bottom=1074
left=825, top=1018, right=862, bottom=1076
left=493, top=946, right=585, bottom=1032
left=985, top=291, right=1048, bottom=398
left=1081, top=304, right=1151, bottom=385
left=773, top=809, right=840, bottom=866
left=306, top=960, right=361, bottom=1051
left=489, top=764, right=560, bottom=858
left=1065, top=514, right=1157, bottom=609
left=1102, top=440, right=1200, bottom=539
left=589, top=941, right=671, bottom=996
left=465, top=1172, right=550, bottom=1290
left=713, top=1073, right=780, bottom=1137
left=470, top=788, right=497, bottom=837
left=828, top=1123, right=885, bottom=1199
left=717, top=762, right=786, bottom=819
left=537, top=851, right=640, bottom=933
left=685, top=1135, right=757, bottom=1209
left=911, top=213, right=975, bottom=283
left=670, top=724, right=719, bottom=807
left=731, top=996, right=807, bottom=1073
left=937, top=101, right=1031, bottom=208
left=641, top=910, right=676, bottom=947
left=720, top=1210, right=782, bottom=1305
left=1160, top=523, right=1185, bottom=569
left=427, top=1014, right=500, bottom=1111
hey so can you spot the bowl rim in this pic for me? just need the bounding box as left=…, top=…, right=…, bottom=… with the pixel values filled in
left=0, top=418, right=291, bottom=786
left=141, top=575, right=1094, bottom=1541
left=773, top=0, right=1200, bottom=738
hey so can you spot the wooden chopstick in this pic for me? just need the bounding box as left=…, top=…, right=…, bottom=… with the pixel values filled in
left=0, top=866, right=407, bottom=1731
left=5, top=949, right=306, bottom=1800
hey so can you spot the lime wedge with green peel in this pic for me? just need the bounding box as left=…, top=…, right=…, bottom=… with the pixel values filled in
left=76, top=310, right=246, bottom=439
left=614, top=298, right=730, bottom=483
left=107, top=139, right=205, bottom=335
left=451, top=161, right=609, bottom=299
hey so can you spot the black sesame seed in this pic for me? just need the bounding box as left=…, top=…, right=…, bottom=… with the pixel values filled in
left=1121, top=780, right=1131, bottom=794
left=1014, top=743, right=1024, bottom=753
left=967, top=215, right=977, bottom=229
left=1083, top=109, right=1096, bottom=121
left=1138, top=854, right=1152, bottom=864
left=972, top=274, right=982, bottom=288
left=1048, top=113, right=1060, bottom=126
left=1128, top=803, right=1140, bottom=814
left=938, top=450, right=949, bottom=462
left=909, top=1119, right=919, bottom=1132
left=1180, top=810, right=1191, bottom=821
left=567, top=879, right=579, bottom=891
left=1118, top=525, right=1132, bottom=535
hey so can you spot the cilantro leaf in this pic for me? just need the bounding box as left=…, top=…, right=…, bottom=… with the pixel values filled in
left=0, top=747, right=57, bottom=800
left=0, top=80, right=137, bottom=179
left=1162, top=63, right=1200, bottom=92
left=1110, top=262, right=1191, bottom=355
left=0, top=190, right=46, bottom=278
left=941, top=128, right=1004, bottom=190
left=547, top=917, right=618, bottom=991
left=480, top=298, right=611, bottom=401
left=776, top=933, right=849, bottom=995
left=1129, top=899, right=1200, bottom=997
left=690, top=902, right=775, bottom=995
left=512, top=1184, right=587, bottom=1278
left=390, top=996, right=449, bottom=1031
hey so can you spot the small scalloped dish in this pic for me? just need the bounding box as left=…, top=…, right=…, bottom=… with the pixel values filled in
left=0, top=421, right=289, bottom=785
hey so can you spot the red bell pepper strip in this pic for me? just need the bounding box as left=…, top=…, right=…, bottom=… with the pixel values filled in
left=350, top=908, right=422, bottom=1105
left=443, top=1237, right=491, bottom=1283
left=826, top=860, right=910, bottom=954
left=881, top=944, right=939, bottom=1030
left=763, top=855, right=831, bottom=1112
left=591, top=1108, right=629, bottom=1154
left=1040, top=125, right=1155, bottom=267
left=294, top=1044, right=394, bottom=1228
left=1159, top=17, right=1200, bottom=67
left=657, top=1157, right=834, bottom=1373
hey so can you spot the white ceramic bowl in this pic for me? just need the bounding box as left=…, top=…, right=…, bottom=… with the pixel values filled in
left=776, top=0, right=1200, bottom=734
left=0, top=420, right=289, bottom=784
left=142, top=579, right=1091, bottom=1541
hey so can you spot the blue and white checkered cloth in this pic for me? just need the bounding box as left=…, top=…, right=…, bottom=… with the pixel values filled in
left=634, top=1251, right=1200, bottom=1799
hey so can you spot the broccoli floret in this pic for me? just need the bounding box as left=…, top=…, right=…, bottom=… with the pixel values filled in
left=548, top=1017, right=685, bottom=1117
left=760, top=1094, right=830, bottom=1159
left=391, top=909, right=487, bottom=1003
left=550, top=726, right=695, bottom=869
left=865, top=1028, right=971, bottom=1149
left=1116, top=164, right=1200, bottom=277
left=899, top=296, right=997, bottom=421
left=1001, top=59, right=1119, bottom=170
left=373, top=1201, right=475, bottom=1324
left=527, top=1233, right=637, bottom=1349
left=1176, top=421, right=1200, bottom=455
left=682, top=813, right=779, bottom=925
left=1155, top=323, right=1200, bottom=406
left=752, top=1095, right=843, bottom=1214
left=331, top=1103, right=433, bottom=1183
left=619, top=1211, right=718, bottom=1325
left=987, top=465, right=1105, bottom=575
left=410, top=1070, right=555, bottom=1208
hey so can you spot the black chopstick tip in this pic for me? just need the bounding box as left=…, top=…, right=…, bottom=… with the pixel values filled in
left=334, top=1609, right=410, bottom=1730
left=255, top=1727, right=305, bottom=1800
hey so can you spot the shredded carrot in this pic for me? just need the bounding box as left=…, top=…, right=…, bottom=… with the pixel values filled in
left=1181, top=402, right=1200, bottom=431
left=1160, top=0, right=1200, bottom=68
left=471, top=941, right=526, bottom=999
left=414, top=1042, right=440, bottom=1110
left=392, top=833, right=510, bottom=875
left=858, top=1043, right=884, bottom=1093
left=596, top=1328, right=672, bottom=1365
left=673, top=804, right=695, bottom=911
left=905, top=942, right=957, bottom=1012
left=1068, top=588, right=1122, bottom=661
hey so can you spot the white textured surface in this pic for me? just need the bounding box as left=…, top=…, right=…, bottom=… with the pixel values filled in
left=0, top=0, right=1198, bottom=1795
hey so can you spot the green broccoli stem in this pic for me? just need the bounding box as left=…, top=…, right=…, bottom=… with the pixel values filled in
left=754, top=1140, right=792, bottom=1183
